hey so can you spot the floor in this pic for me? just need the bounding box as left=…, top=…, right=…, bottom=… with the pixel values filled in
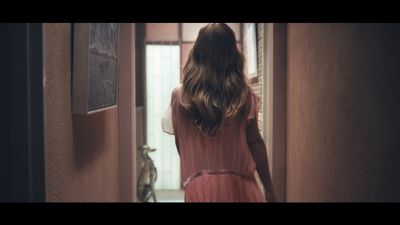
left=155, top=190, right=184, bottom=202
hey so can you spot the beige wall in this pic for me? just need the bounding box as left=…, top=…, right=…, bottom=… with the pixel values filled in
left=286, top=23, right=400, bottom=201
left=43, top=23, right=119, bottom=201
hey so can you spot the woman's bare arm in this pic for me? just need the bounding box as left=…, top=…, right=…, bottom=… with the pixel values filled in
left=246, top=119, right=276, bottom=202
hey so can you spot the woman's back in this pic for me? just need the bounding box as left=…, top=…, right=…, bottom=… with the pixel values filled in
left=170, top=85, right=265, bottom=202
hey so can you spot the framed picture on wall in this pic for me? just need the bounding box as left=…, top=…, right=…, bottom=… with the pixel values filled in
left=245, top=23, right=257, bottom=78
left=72, top=23, right=119, bottom=115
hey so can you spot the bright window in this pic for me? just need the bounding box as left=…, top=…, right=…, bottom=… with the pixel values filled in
left=146, top=45, right=181, bottom=190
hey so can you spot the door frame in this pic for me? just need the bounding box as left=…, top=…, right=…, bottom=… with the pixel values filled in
left=0, top=23, right=45, bottom=202
left=117, top=23, right=137, bottom=202
left=264, top=23, right=287, bottom=202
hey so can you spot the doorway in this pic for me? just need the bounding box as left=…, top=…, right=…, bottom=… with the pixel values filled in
left=145, top=44, right=183, bottom=201
left=136, top=23, right=242, bottom=202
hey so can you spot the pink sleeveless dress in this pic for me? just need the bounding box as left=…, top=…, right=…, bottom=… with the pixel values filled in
left=170, top=85, right=265, bottom=202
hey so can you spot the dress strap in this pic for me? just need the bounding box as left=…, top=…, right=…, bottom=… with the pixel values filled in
left=183, top=169, right=254, bottom=188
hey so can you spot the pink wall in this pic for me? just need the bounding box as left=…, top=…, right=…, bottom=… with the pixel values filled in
left=286, top=23, right=400, bottom=201
left=146, top=23, right=179, bottom=42
left=182, top=23, right=241, bottom=42
left=43, top=23, right=119, bottom=201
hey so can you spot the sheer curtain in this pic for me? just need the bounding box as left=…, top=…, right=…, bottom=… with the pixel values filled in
left=146, top=45, right=181, bottom=190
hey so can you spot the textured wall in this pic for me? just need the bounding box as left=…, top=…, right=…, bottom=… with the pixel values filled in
left=43, top=23, right=119, bottom=201
left=286, top=23, right=400, bottom=201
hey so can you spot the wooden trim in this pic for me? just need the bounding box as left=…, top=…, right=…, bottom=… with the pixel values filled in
left=266, top=23, right=287, bottom=202
left=118, top=23, right=136, bottom=202
left=72, top=23, right=89, bottom=114
left=87, top=105, right=117, bottom=114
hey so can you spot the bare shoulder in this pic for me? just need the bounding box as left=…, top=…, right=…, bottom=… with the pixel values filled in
left=175, top=83, right=182, bottom=91
left=172, top=84, right=182, bottom=97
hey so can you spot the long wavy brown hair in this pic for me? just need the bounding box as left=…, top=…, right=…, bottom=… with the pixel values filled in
left=180, top=23, right=250, bottom=137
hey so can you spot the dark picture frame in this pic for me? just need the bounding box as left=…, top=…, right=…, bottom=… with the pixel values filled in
left=72, top=23, right=119, bottom=115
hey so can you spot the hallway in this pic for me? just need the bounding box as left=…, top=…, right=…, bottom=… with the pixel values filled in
left=1, top=23, right=400, bottom=202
